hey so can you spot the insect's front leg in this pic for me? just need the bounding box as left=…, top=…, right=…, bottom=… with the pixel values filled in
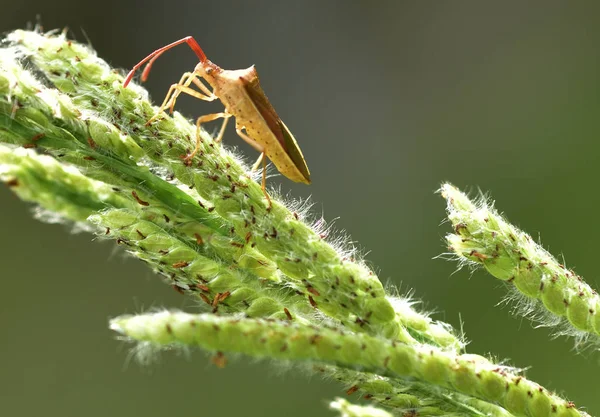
left=147, top=72, right=216, bottom=125
left=183, top=112, right=232, bottom=162
left=148, top=72, right=194, bottom=123
left=236, top=128, right=271, bottom=210
left=168, top=72, right=215, bottom=114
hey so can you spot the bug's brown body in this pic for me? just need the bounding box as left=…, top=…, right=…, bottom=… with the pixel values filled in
left=123, top=36, right=311, bottom=208
left=200, top=63, right=310, bottom=184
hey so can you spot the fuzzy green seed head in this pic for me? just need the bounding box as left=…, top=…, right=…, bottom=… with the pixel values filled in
left=441, top=183, right=600, bottom=344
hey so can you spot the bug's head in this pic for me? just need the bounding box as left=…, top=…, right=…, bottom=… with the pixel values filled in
left=194, top=60, right=223, bottom=87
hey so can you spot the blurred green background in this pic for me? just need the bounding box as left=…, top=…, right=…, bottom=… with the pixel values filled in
left=2, top=1, right=600, bottom=416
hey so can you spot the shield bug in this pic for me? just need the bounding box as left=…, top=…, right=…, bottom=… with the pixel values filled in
left=123, top=36, right=311, bottom=208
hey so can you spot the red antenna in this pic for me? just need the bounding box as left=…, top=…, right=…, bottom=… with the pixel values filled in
left=123, top=36, right=208, bottom=87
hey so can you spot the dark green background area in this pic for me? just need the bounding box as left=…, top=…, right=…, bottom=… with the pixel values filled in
left=2, top=2, right=600, bottom=416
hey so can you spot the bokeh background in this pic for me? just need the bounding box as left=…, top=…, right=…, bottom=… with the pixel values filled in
left=2, top=1, right=600, bottom=416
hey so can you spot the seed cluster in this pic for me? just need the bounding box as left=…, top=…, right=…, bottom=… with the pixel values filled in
left=112, top=312, right=586, bottom=417
left=442, top=184, right=600, bottom=342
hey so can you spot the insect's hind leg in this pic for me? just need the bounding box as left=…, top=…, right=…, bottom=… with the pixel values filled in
left=236, top=128, right=272, bottom=210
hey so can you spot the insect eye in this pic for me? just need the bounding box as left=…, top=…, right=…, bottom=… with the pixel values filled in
left=205, top=68, right=213, bottom=75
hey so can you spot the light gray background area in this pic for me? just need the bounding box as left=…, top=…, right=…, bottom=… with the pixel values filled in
left=2, top=2, right=600, bottom=416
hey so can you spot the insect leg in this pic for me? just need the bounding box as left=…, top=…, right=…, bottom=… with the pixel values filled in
left=189, top=76, right=214, bottom=98
left=261, top=155, right=270, bottom=209
left=235, top=128, right=272, bottom=209
left=168, top=72, right=215, bottom=114
left=166, top=72, right=198, bottom=113
left=148, top=73, right=216, bottom=125
left=251, top=152, right=265, bottom=171
left=149, top=72, right=195, bottom=122
left=184, top=112, right=232, bottom=162
left=214, top=116, right=230, bottom=143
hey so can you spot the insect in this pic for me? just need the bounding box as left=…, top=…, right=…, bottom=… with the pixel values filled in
left=123, top=36, right=311, bottom=208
